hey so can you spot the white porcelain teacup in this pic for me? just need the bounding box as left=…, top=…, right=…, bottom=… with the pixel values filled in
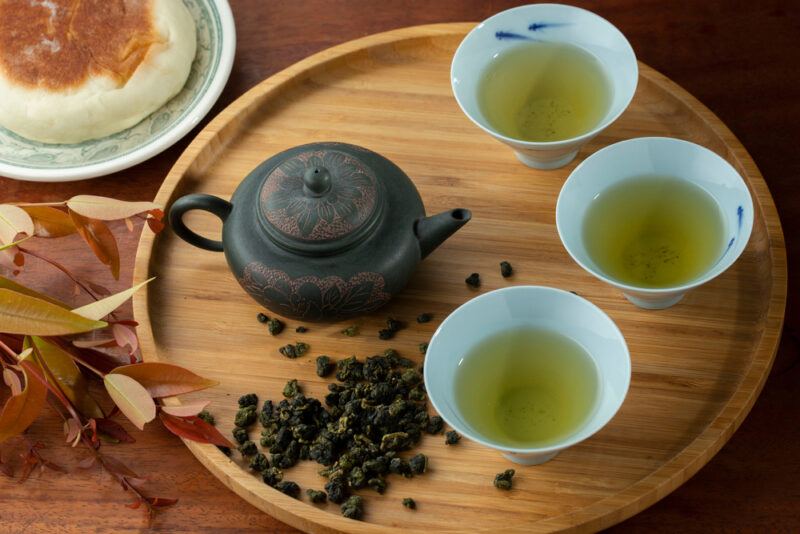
left=451, top=4, right=638, bottom=169
left=556, top=136, right=754, bottom=309
left=424, top=286, right=630, bottom=465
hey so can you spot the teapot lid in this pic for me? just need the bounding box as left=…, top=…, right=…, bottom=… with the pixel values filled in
left=258, top=144, right=383, bottom=255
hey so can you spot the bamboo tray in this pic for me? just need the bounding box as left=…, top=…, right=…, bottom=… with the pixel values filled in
left=132, top=23, right=787, bottom=533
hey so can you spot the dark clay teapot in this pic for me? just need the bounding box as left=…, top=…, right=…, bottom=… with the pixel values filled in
left=169, top=142, right=471, bottom=321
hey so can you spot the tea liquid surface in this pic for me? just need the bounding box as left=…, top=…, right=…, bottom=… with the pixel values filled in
left=455, top=327, right=600, bottom=448
left=478, top=41, right=612, bottom=142
left=582, top=175, right=726, bottom=288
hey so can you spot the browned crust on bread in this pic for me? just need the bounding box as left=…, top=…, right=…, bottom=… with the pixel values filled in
left=0, top=0, right=161, bottom=90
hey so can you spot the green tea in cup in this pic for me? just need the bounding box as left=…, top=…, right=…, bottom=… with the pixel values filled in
left=477, top=41, right=612, bottom=142
left=455, top=326, right=600, bottom=448
left=582, top=174, right=726, bottom=288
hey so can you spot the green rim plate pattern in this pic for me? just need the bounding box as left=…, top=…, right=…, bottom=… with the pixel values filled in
left=0, top=0, right=235, bottom=182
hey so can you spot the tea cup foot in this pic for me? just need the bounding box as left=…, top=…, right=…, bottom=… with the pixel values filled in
left=502, top=449, right=561, bottom=465
left=514, top=149, right=579, bottom=170
left=623, top=291, right=685, bottom=309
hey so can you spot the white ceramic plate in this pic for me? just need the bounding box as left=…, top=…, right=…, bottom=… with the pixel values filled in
left=0, top=0, right=235, bottom=182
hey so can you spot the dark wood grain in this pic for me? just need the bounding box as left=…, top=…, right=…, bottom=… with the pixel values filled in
left=1, top=1, right=797, bottom=532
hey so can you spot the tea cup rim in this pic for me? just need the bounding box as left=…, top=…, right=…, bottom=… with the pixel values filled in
left=450, top=3, right=639, bottom=148
left=424, top=285, right=631, bottom=456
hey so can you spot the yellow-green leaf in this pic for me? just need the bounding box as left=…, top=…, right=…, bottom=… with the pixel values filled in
left=103, top=374, right=156, bottom=431
left=0, top=349, right=47, bottom=443
left=72, top=277, right=154, bottom=321
left=0, top=205, right=34, bottom=245
left=111, top=362, right=218, bottom=398
left=0, top=288, right=106, bottom=335
left=0, top=275, right=68, bottom=307
left=22, top=206, right=76, bottom=238
left=67, top=196, right=161, bottom=221
left=30, top=336, right=104, bottom=419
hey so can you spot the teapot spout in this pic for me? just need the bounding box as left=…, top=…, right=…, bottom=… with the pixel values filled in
left=415, top=208, right=472, bottom=259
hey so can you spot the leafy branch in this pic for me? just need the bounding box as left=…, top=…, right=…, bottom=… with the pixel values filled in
left=0, top=196, right=230, bottom=526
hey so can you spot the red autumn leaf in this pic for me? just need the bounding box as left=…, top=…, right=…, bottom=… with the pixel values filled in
left=0, top=352, right=47, bottom=443
left=159, top=413, right=233, bottom=447
left=77, top=456, right=96, bottom=470
left=3, top=367, right=22, bottom=396
left=99, top=454, right=139, bottom=479
left=146, top=217, right=165, bottom=234
left=112, top=362, right=217, bottom=398
left=21, top=206, right=76, bottom=238
left=72, top=338, right=117, bottom=349
left=68, top=209, right=121, bottom=280
left=52, top=339, right=124, bottom=375
left=147, top=496, right=178, bottom=508
left=94, top=417, right=135, bottom=444
left=83, top=279, right=111, bottom=296
left=126, top=499, right=142, bottom=510
left=161, top=400, right=209, bottom=418
left=147, top=208, right=164, bottom=221
left=112, top=324, right=138, bottom=354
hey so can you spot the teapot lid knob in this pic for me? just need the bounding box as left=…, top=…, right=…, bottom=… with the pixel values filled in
left=303, top=166, right=332, bottom=197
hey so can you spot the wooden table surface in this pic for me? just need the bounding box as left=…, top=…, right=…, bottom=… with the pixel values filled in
left=1, top=1, right=797, bottom=532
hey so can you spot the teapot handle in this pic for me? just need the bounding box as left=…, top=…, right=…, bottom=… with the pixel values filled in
left=168, top=194, right=232, bottom=252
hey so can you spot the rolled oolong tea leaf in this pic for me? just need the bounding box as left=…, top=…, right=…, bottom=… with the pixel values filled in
left=493, top=469, right=515, bottom=490
left=418, top=342, right=428, bottom=354
left=367, top=476, right=387, bottom=494
left=295, top=326, right=308, bottom=333
left=341, top=325, right=359, bottom=337
left=500, top=261, right=513, bottom=278
left=197, top=410, right=215, bottom=425
left=408, top=453, right=427, bottom=475
left=267, top=318, right=285, bottom=335
left=465, top=273, right=481, bottom=288
left=389, top=457, right=412, bottom=478
left=249, top=452, right=270, bottom=472
left=257, top=312, right=269, bottom=323
left=238, top=440, right=258, bottom=457
left=232, top=426, right=248, bottom=444
left=217, top=445, right=232, bottom=456
left=341, top=495, right=364, bottom=520
left=416, top=313, right=432, bottom=323
left=325, top=476, right=349, bottom=504
left=306, top=489, right=327, bottom=503
left=275, top=480, right=301, bottom=498
left=283, top=379, right=301, bottom=398
left=380, top=431, right=411, bottom=452
left=262, top=466, right=283, bottom=487
left=279, top=341, right=310, bottom=358
left=234, top=405, right=257, bottom=427
left=335, top=355, right=363, bottom=382
left=402, top=497, right=416, bottom=509
left=315, top=355, right=335, bottom=377
left=378, top=328, right=394, bottom=340
left=238, top=393, right=258, bottom=408
left=386, top=317, right=404, bottom=333
left=445, top=430, right=461, bottom=445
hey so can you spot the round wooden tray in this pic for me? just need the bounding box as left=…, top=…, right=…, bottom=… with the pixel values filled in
left=132, top=24, right=786, bottom=533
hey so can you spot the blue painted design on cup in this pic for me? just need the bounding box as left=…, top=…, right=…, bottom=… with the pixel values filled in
left=528, top=22, right=572, bottom=31
left=495, top=31, right=538, bottom=41
left=737, top=205, right=743, bottom=230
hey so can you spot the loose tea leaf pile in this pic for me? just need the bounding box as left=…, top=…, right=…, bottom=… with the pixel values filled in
left=230, top=349, right=442, bottom=519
